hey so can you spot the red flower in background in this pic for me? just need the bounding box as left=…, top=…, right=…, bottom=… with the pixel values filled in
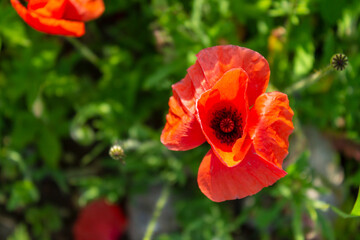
left=161, top=45, right=294, bottom=202
left=10, top=0, right=105, bottom=37
left=73, top=199, right=127, bottom=240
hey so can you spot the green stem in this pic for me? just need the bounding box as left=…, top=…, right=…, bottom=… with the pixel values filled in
left=0, top=36, right=2, bottom=57
left=143, top=183, right=171, bottom=240
left=66, top=37, right=101, bottom=68
left=285, top=66, right=332, bottom=95
left=81, top=142, right=107, bottom=165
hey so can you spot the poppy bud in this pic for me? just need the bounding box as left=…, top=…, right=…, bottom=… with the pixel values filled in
left=109, top=144, right=125, bottom=162
left=331, top=53, right=348, bottom=71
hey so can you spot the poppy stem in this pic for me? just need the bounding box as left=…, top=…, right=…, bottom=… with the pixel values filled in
left=143, top=183, right=171, bottom=240
left=0, top=37, right=2, bottom=57
left=65, top=37, right=101, bottom=68
left=81, top=142, right=107, bottom=165
left=285, top=66, right=332, bottom=94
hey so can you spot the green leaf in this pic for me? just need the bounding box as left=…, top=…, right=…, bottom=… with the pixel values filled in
left=311, top=194, right=360, bottom=219
left=319, top=0, right=346, bottom=25
left=11, top=113, right=39, bottom=149
left=38, top=128, right=61, bottom=168
left=294, top=44, right=314, bottom=76
left=326, top=188, right=360, bottom=218
left=350, top=188, right=360, bottom=216
left=7, top=224, right=31, bottom=240
left=25, top=205, right=62, bottom=239
left=330, top=206, right=356, bottom=219
left=7, top=180, right=39, bottom=210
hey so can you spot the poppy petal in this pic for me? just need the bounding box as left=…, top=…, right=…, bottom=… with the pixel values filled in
left=197, top=147, right=287, bottom=202
left=172, top=60, right=212, bottom=115
left=28, top=0, right=48, bottom=11
left=246, top=92, right=294, bottom=167
left=187, top=61, right=211, bottom=99
left=161, top=93, right=206, bottom=151
left=31, top=0, right=67, bottom=18
left=172, top=75, right=196, bottom=113
left=11, top=0, right=85, bottom=37
left=73, top=199, right=127, bottom=240
left=196, top=45, right=270, bottom=106
left=196, top=68, right=250, bottom=167
left=64, top=0, right=105, bottom=22
left=172, top=46, right=269, bottom=113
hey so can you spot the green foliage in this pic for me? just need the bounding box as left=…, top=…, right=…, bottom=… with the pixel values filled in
left=1, top=0, right=360, bottom=239
left=7, top=224, right=31, bottom=240
left=7, top=180, right=39, bottom=211
left=25, top=205, right=62, bottom=240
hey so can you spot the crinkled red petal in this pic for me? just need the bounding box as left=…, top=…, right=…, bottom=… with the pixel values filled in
left=172, top=45, right=269, bottom=117
left=245, top=92, right=294, bottom=167
left=196, top=45, right=270, bottom=107
left=161, top=93, right=206, bottom=151
left=11, top=0, right=85, bottom=37
left=197, top=147, right=287, bottom=202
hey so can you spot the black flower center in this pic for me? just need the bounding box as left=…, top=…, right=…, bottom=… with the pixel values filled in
left=210, top=107, right=243, bottom=145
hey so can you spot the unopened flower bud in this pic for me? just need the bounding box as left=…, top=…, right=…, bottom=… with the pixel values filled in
left=331, top=53, right=348, bottom=71
left=109, top=145, right=125, bottom=162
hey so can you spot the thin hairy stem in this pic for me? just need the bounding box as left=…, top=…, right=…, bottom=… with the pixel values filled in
left=66, top=37, right=101, bottom=68
left=285, top=66, right=332, bottom=94
left=143, top=183, right=171, bottom=240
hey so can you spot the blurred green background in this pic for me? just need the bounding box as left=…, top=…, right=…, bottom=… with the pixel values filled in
left=1, top=0, right=360, bottom=239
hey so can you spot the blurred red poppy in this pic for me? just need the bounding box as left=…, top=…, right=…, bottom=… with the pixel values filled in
left=10, top=0, right=105, bottom=37
left=161, top=45, right=294, bottom=202
left=73, top=199, right=127, bottom=240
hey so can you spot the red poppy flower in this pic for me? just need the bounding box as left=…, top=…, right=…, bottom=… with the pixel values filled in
left=73, top=199, right=127, bottom=240
left=10, top=0, right=105, bottom=37
left=161, top=45, right=294, bottom=202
